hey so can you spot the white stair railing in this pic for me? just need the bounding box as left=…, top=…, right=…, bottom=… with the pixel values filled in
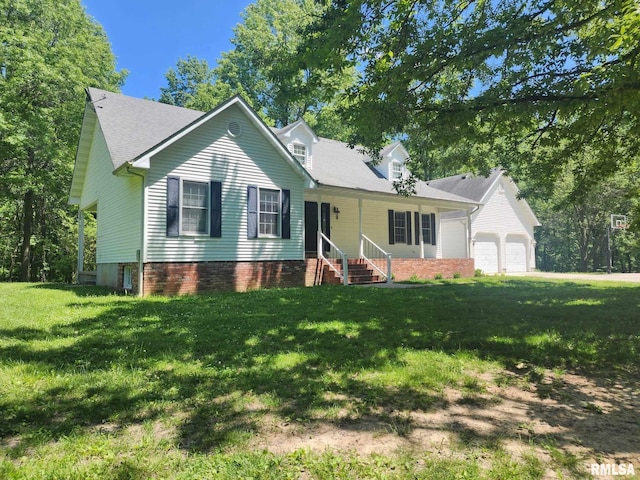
left=318, top=231, right=349, bottom=285
left=360, top=234, right=392, bottom=284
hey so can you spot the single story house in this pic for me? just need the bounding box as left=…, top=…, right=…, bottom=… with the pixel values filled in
left=428, top=170, right=541, bottom=273
left=70, top=88, right=497, bottom=295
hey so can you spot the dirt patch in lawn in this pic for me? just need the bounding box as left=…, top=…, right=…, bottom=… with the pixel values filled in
left=252, top=369, right=640, bottom=478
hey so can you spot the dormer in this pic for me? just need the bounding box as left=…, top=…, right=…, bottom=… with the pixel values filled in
left=373, top=142, right=410, bottom=181
left=275, top=119, right=319, bottom=170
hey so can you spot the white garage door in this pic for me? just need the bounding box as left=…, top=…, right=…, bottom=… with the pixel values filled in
left=474, top=237, right=499, bottom=274
left=505, top=237, right=527, bottom=272
left=441, top=220, right=467, bottom=258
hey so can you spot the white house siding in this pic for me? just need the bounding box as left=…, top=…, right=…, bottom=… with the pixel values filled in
left=472, top=178, right=536, bottom=272
left=305, top=190, right=440, bottom=259
left=81, top=124, right=142, bottom=266
left=145, top=105, right=306, bottom=263
left=441, top=218, right=468, bottom=258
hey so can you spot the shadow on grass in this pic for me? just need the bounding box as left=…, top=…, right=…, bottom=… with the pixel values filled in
left=0, top=279, right=638, bottom=456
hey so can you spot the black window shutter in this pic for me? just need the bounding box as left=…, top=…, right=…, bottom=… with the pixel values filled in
left=166, top=176, right=180, bottom=237
left=281, top=189, right=290, bottom=239
left=388, top=210, right=395, bottom=245
left=210, top=181, right=222, bottom=238
left=414, top=212, right=420, bottom=245
left=430, top=213, right=437, bottom=245
left=247, top=185, right=258, bottom=239
left=406, top=211, right=412, bottom=245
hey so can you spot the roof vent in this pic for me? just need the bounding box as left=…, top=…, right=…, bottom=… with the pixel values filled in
left=227, top=120, right=242, bottom=137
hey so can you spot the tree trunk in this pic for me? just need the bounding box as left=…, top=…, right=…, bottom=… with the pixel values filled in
left=19, top=189, right=34, bottom=282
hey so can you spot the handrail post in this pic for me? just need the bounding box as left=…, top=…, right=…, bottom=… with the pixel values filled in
left=343, top=252, right=349, bottom=286
left=317, top=230, right=322, bottom=259
left=386, top=254, right=392, bottom=284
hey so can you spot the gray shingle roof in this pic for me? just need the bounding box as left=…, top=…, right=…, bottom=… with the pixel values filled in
left=426, top=169, right=502, bottom=203
left=87, top=87, right=203, bottom=170
left=309, top=137, right=475, bottom=204
left=86, top=88, right=476, bottom=206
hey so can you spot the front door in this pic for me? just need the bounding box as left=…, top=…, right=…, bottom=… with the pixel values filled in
left=305, top=202, right=331, bottom=254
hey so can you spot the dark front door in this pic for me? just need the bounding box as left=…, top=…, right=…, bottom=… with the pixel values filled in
left=305, top=201, right=330, bottom=253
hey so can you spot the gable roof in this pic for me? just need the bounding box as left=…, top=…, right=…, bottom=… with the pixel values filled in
left=72, top=89, right=475, bottom=208
left=275, top=118, right=319, bottom=143
left=430, top=169, right=541, bottom=225
left=87, top=87, right=204, bottom=171
left=76, top=88, right=314, bottom=185
left=426, top=169, right=503, bottom=203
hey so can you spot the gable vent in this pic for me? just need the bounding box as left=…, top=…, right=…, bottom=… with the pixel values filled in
left=227, top=121, right=242, bottom=137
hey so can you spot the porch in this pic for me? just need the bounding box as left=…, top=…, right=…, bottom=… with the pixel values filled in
left=304, top=190, right=475, bottom=285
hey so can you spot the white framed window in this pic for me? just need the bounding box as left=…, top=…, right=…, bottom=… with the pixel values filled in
left=181, top=180, right=209, bottom=235
left=259, top=188, right=281, bottom=236
left=394, top=211, right=407, bottom=243
left=291, top=143, right=306, bottom=165
left=421, top=214, right=432, bottom=244
left=391, top=161, right=403, bottom=180
left=123, top=266, right=133, bottom=290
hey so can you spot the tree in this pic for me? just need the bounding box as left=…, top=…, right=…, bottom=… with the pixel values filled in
left=158, top=55, right=216, bottom=107
left=299, top=0, right=640, bottom=197
left=212, top=0, right=356, bottom=135
left=0, top=0, right=125, bottom=281
left=529, top=159, right=640, bottom=272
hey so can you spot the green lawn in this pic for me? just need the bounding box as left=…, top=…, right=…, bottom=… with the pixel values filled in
left=0, top=278, right=638, bottom=479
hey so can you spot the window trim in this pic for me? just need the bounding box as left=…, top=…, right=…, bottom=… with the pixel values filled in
left=180, top=178, right=210, bottom=236
left=258, top=187, right=282, bottom=238
left=388, top=210, right=412, bottom=245
left=421, top=213, right=437, bottom=246
left=247, top=186, right=291, bottom=240
left=291, top=143, right=307, bottom=165
left=167, top=176, right=222, bottom=238
left=390, top=160, right=403, bottom=181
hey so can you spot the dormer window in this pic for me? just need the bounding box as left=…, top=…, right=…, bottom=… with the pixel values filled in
left=391, top=161, right=403, bottom=181
left=292, top=143, right=306, bottom=165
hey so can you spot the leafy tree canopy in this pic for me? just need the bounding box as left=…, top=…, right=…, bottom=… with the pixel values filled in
left=300, top=0, right=640, bottom=196
left=0, top=0, right=125, bottom=280
left=159, top=0, right=356, bottom=139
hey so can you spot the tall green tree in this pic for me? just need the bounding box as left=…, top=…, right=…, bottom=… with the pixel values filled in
left=158, top=0, right=355, bottom=138
left=299, top=0, right=640, bottom=196
left=0, top=0, right=125, bottom=281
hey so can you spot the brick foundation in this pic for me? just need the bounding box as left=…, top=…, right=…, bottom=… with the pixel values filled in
left=371, top=258, right=475, bottom=281
left=143, top=260, right=310, bottom=296
left=139, top=258, right=474, bottom=296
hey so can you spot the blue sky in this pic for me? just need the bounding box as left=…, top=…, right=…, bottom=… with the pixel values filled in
left=82, top=0, right=254, bottom=100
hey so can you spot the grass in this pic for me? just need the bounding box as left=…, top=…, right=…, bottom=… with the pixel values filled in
left=0, top=278, right=638, bottom=478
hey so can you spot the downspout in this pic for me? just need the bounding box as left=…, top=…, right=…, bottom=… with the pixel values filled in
left=127, top=167, right=146, bottom=297
left=467, top=204, right=480, bottom=259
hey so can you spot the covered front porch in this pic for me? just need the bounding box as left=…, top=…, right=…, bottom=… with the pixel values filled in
left=303, top=188, right=476, bottom=285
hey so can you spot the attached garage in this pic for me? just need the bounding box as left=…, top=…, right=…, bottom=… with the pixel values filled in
left=474, top=234, right=499, bottom=274
left=505, top=235, right=528, bottom=273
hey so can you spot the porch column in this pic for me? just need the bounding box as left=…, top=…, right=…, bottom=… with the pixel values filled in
left=77, top=209, right=84, bottom=280
left=418, top=205, right=424, bottom=259
left=358, top=198, right=363, bottom=257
